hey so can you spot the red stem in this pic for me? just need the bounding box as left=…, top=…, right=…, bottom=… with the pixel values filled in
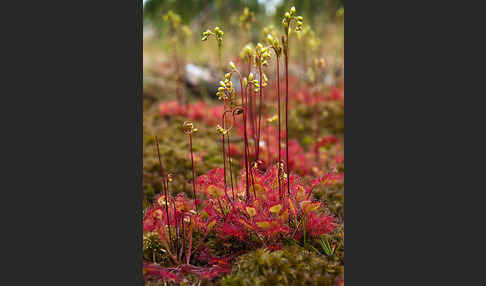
left=221, top=112, right=233, bottom=205
left=276, top=55, right=282, bottom=200
left=284, top=35, right=290, bottom=197
left=226, top=129, right=235, bottom=201
left=154, top=136, right=173, bottom=247
left=256, top=63, right=263, bottom=161
left=314, top=90, right=320, bottom=165
left=189, top=134, right=197, bottom=210
left=186, top=218, right=193, bottom=265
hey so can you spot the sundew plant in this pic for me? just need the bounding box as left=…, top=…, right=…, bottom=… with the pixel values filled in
left=143, top=4, right=344, bottom=286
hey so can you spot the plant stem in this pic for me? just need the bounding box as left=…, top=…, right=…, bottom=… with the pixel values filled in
left=276, top=55, right=282, bottom=200
left=218, top=43, right=223, bottom=81
left=256, top=63, right=263, bottom=160
left=226, top=130, right=235, bottom=201
left=154, top=136, right=173, bottom=247
left=189, top=134, right=197, bottom=210
left=314, top=90, right=319, bottom=165
left=186, top=218, right=193, bottom=265
left=284, top=35, right=291, bottom=197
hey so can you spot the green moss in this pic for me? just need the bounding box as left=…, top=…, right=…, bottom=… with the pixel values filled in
left=219, top=245, right=342, bottom=286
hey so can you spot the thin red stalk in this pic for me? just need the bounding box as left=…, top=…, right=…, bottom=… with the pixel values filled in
left=276, top=55, right=282, bottom=200
left=230, top=69, right=249, bottom=202
left=186, top=218, right=193, bottom=265
left=266, top=113, right=270, bottom=165
left=189, top=134, right=197, bottom=210
left=314, top=90, right=320, bottom=165
left=284, top=35, right=291, bottom=197
left=244, top=85, right=257, bottom=201
left=173, top=198, right=179, bottom=253
left=158, top=228, right=178, bottom=264
left=249, top=90, right=256, bottom=154
left=221, top=112, right=233, bottom=205
left=154, top=136, right=173, bottom=247
left=240, top=78, right=249, bottom=202
left=226, top=130, right=235, bottom=201
left=222, top=132, right=227, bottom=195
left=179, top=217, right=185, bottom=261
left=244, top=88, right=252, bottom=201
left=256, top=63, right=263, bottom=160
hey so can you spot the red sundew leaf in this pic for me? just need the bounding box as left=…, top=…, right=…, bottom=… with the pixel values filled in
left=255, top=221, right=271, bottom=230
left=246, top=207, right=257, bottom=217
left=220, top=222, right=246, bottom=241
left=308, top=173, right=344, bottom=193
left=143, top=263, right=181, bottom=283
left=197, top=168, right=225, bottom=188
left=305, top=212, right=336, bottom=237
left=269, top=204, right=282, bottom=215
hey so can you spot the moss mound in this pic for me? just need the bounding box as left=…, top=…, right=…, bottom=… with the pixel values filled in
left=219, top=246, right=343, bottom=286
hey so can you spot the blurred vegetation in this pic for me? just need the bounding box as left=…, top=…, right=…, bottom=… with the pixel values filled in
left=144, top=0, right=344, bottom=35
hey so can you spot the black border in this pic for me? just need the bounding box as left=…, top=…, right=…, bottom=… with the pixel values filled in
left=136, top=0, right=143, bottom=284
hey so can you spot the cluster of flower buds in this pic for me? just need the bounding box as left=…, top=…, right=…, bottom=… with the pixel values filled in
left=182, top=121, right=198, bottom=135
left=216, top=72, right=236, bottom=102
left=201, top=27, right=224, bottom=46
left=216, top=124, right=228, bottom=135
left=163, top=10, right=191, bottom=42
left=240, top=43, right=254, bottom=64
left=282, top=6, right=304, bottom=34
left=266, top=34, right=282, bottom=57
left=163, top=10, right=181, bottom=28
left=255, top=43, right=271, bottom=66
left=239, top=7, right=254, bottom=32
left=243, top=72, right=261, bottom=93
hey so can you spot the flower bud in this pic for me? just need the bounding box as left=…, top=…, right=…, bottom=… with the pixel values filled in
left=267, top=34, right=274, bottom=42
left=229, top=61, right=236, bottom=70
